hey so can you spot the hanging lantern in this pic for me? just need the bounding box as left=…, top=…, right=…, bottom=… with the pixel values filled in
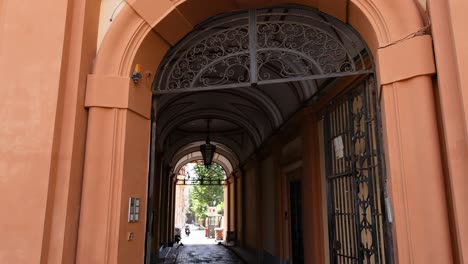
left=200, top=141, right=216, bottom=167
left=200, top=119, right=216, bottom=167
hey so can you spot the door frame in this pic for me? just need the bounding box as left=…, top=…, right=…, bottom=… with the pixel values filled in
left=282, top=160, right=303, bottom=263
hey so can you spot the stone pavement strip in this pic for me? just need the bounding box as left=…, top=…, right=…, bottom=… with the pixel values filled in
left=173, top=244, right=242, bottom=264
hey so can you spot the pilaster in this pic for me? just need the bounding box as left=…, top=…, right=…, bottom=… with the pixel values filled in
left=429, top=0, right=468, bottom=262
left=377, top=35, right=453, bottom=263
left=300, top=110, right=326, bottom=264
left=77, top=75, right=151, bottom=264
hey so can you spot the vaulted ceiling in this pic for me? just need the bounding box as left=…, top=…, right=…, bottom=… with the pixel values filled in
left=153, top=5, right=371, bottom=172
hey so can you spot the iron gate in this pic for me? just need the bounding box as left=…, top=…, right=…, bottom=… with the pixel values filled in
left=323, top=76, right=393, bottom=264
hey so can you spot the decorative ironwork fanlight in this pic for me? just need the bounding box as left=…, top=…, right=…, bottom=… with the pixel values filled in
left=153, top=6, right=372, bottom=94
left=200, top=120, right=216, bottom=167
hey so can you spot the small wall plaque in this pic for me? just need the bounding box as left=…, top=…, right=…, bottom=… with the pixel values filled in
left=128, top=197, right=140, bottom=223
left=333, top=136, right=345, bottom=160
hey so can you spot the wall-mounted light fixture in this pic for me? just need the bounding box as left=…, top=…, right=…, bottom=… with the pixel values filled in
left=131, top=64, right=142, bottom=84
left=200, top=119, right=216, bottom=167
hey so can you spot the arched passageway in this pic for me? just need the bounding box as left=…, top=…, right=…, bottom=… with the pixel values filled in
left=153, top=5, right=372, bottom=162
left=145, top=5, right=391, bottom=264
left=75, top=1, right=453, bottom=264
left=5, top=0, right=468, bottom=262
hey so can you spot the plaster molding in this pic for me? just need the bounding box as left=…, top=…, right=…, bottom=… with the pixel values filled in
left=380, top=81, right=415, bottom=262
left=104, top=109, right=127, bottom=264
left=96, top=0, right=430, bottom=89
left=125, top=0, right=175, bottom=28
left=77, top=108, right=129, bottom=264
left=85, top=75, right=152, bottom=119
left=100, top=0, right=430, bottom=81
left=85, top=75, right=131, bottom=108
left=377, top=35, right=435, bottom=85
left=125, top=0, right=193, bottom=46
left=350, top=0, right=390, bottom=45
left=119, top=20, right=152, bottom=76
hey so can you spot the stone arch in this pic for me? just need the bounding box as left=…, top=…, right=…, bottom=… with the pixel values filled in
left=170, top=141, right=239, bottom=175
left=79, top=1, right=450, bottom=264
left=172, top=152, right=233, bottom=178
left=93, top=0, right=427, bottom=78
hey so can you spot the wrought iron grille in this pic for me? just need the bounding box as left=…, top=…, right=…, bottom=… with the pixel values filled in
left=175, top=176, right=228, bottom=186
left=323, top=76, right=392, bottom=264
left=153, top=6, right=372, bottom=94
left=175, top=166, right=227, bottom=186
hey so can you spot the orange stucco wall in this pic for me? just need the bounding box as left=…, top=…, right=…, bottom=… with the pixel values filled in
left=0, top=0, right=100, bottom=263
left=380, top=76, right=453, bottom=262
left=2, top=0, right=468, bottom=263
left=0, top=1, right=69, bottom=260
left=118, top=110, right=150, bottom=262
left=429, top=0, right=468, bottom=262
left=445, top=0, right=468, bottom=130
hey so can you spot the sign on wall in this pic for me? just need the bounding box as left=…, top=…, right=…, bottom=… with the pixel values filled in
left=333, top=136, right=344, bottom=160
left=207, top=207, right=217, bottom=216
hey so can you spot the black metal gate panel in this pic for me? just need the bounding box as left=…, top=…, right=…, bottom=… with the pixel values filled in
left=323, top=76, right=392, bottom=264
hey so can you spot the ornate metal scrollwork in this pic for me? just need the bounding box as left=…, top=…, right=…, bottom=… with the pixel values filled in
left=159, top=22, right=250, bottom=92
left=257, top=50, right=318, bottom=80
left=153, top=6, right=372, bottom=94
left=256, top=22, right=353, bottom=78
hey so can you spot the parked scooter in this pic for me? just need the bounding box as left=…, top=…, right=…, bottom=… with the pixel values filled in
left=185, top=225, right=191, bottom=236
left=174, top=227, right=181, bottom=244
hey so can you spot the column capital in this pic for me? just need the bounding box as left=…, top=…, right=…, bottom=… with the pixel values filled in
left=226, top=176, right=235, bottom=184
left=377, top=35, right=435, bottom=85
left=85, top=74, right=152, bottom=119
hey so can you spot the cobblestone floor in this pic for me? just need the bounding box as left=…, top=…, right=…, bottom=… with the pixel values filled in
left=174, top=244, right=241, bottom=264
left=161, top=225, right=242, bottom=264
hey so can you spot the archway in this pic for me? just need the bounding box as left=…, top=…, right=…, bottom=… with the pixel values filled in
left=172, top=160, right=229, bottom=242
left=148, top=7, right=389, bottom=263
left=77, top=1, right=450, bottom=264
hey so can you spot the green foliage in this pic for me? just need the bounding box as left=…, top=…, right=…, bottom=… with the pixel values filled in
left=188, top=163, right=225, bottom=220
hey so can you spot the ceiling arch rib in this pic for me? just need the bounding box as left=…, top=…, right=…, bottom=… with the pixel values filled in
left=165, top=135, right=248, bottom=167
left=162, top=125, right=255, bottom=161
left=171, top=142, right=238, bottom=175
left=171, top=141, right=239, bottom=168
left=153, top=5, right=373, bottom=168
left=173, top=154, right=232, bottom=176
left=156, top=88, right=284, bottom=128
left=158, top=110, right=263, bottom=148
